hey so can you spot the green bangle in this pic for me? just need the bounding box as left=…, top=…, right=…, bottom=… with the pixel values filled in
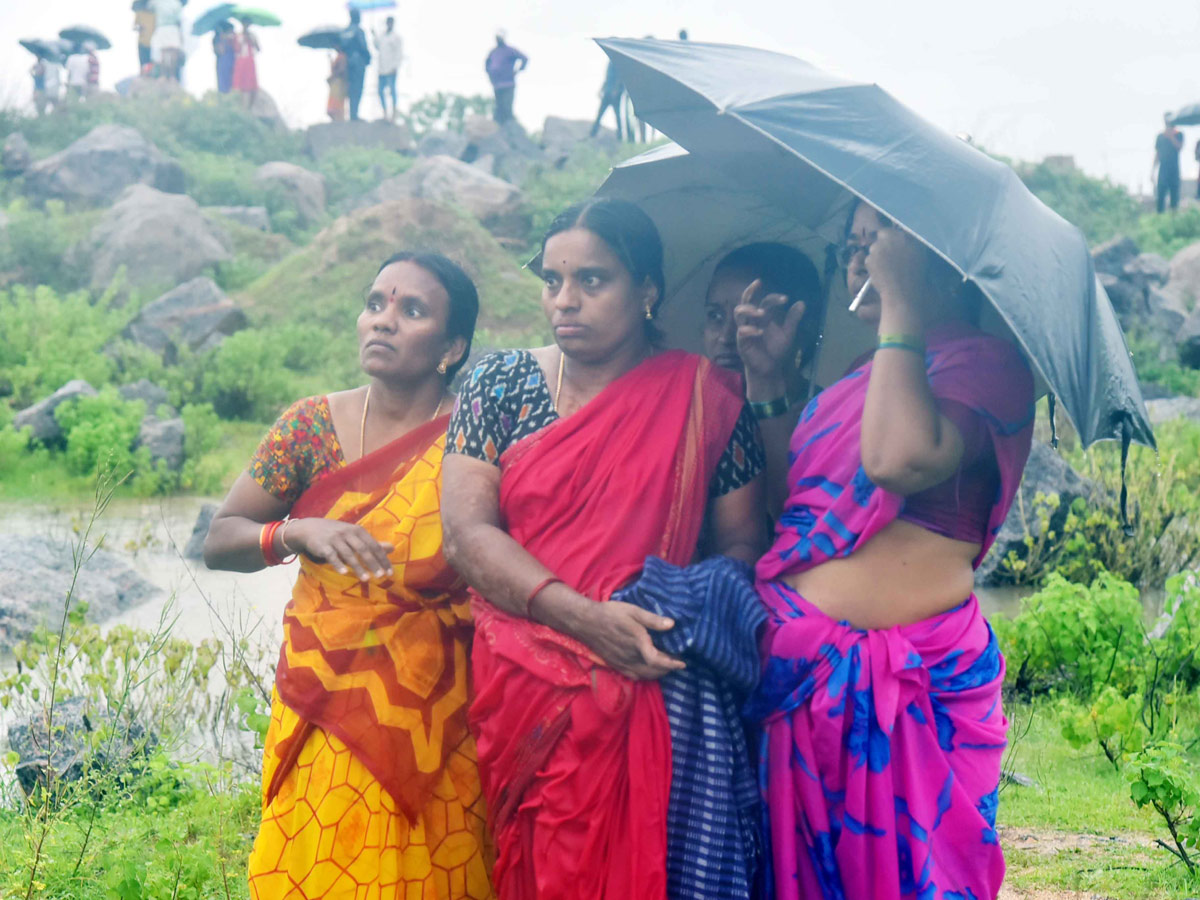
left=877, top=332, right=925, bottom=356
left=749, top=396, right=790, bottom=419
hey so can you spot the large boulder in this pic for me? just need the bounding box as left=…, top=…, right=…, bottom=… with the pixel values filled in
left=0, top=534, right=159, bottom=651
left=121, top=277, right=246, bottom=362
left=23, top=124, right=185, bottom=208
left=118, top=378, right=172, bottom=414
left=541, top=116, right=618, bottom=163
left=136, top=416, right=185, bottom=470
left=7, top=696, right=153, bottom=798
left=1091, top=235, right=1139, bottom=277
left=417, top=129, right=469, bottom=160
left=976, top=442, right=1102, bottom=586
left=461, top=117, right=545, bottom=186
left=184, top=503, right=219, bottom=561
left=1168, top=241, right=1200, bottom=311
left=370, top=156, right=528, bottom=241
left=86, top=185, right=231, bottom=291
left=2, top=132, right=32, bottom=176
left=13, top=380, right=97, bottom=444
left=247, top=89, right=286, bottom=131
left=305, top=120, right=414, bottom=159
left=254, top=161, right=326, bottom=228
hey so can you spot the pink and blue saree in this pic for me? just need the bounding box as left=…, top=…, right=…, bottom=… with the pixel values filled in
left=747, top=321, right=1035, bottom=900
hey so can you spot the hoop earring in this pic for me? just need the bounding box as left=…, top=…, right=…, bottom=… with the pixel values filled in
left=437, top=360, right=447, bottom=375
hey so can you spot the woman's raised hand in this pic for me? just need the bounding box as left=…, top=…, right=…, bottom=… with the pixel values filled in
left=580, top=600, right=686, bottom=681
left=287, top=518, right=395, bottom=581
left=863, top=226, right=926, bottom=314
left=734, top=278, right=806, bottom=389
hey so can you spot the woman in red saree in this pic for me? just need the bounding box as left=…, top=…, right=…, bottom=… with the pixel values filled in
left=441, top=198, right=767, bottom=899
left=204, top=252, right=494, bottom=899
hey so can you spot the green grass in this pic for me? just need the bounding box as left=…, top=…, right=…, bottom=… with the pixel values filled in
left=1000, top=700, right=1198, bottom=898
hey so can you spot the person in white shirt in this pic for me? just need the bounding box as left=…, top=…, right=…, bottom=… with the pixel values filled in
left=151, top=0, right=184, bottom=80
left=374, top=16, right=403, bottom=121
left=65, top=49, right=90, bottom=99
left=43, top=60, right=61, bottom=111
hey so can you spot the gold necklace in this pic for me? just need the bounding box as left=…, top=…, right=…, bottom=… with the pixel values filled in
left=359, top=385, right=446, bottom=460
left=555, top=350, right=565, bottom=411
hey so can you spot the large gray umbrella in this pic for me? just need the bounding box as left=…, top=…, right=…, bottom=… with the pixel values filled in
left=597, top=38, right=1153, bottom=452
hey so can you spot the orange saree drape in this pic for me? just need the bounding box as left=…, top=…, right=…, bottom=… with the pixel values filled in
left=468, top=352, right=745, bottom=900
left=248, top=415, right=494, bottom=900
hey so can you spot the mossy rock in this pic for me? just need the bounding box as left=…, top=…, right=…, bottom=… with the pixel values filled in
left=236, top=196, right=546, bottom=346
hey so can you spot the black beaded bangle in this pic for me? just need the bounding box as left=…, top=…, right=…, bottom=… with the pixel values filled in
left=749, top=396, right=790, bottom=419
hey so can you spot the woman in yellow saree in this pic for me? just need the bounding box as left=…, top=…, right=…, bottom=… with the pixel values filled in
left=204, top=251, right=494, bottom=900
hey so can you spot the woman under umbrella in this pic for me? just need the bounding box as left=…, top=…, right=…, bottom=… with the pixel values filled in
left=212, top=21, right=236, bottom=93
left=232, top=18, right=260, bottom=106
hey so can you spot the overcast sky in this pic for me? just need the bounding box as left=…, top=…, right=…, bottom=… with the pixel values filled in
left=3, top=0, right=1199, bottom=193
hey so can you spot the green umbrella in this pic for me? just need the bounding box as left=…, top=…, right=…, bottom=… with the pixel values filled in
left=191, top=3, right=237, bottom=35
left=230, top=6, right=281, bottom=26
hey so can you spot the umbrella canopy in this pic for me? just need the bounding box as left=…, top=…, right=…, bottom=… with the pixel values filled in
left=1171, top=103, right=1200, bottom=127
left=19, top=38, right=68, bottom=63
left=598, top=37, right=1153, bottom=451
left=230, top=6, right=281, bottom=26
left=58, top=26, right=110, bottom=50
left=191, top=3, right=237, bottom=35
left=298, top=26, right=345, bottom=51
left=348, top=0, right=397, bottom=9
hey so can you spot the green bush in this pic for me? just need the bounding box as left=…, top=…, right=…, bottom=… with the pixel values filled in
left=177, top=149, right=264, bottom=207
left=53, top=389, right=145, bottom=478
left=1134, top=207, right=1200, bottom=259
left=1127, top=329, right=1200, bottom=397
left=0, top=199, right=97, bottom=292
left=198, top=325, right=335, bottom=421
left=399, top=92, right=492, bottom=138
left=1017, top=158, right=1141, bottom=245
left=314, top=146, right=414, bottom=206
left=1126, top=741, right=1200, bottom=877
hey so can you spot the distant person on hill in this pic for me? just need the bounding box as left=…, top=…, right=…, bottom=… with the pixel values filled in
left=678, top=28, right=689, bottom=40
left=134, top=2, right=156, bottom=72
left=86, top=44, right=100, bottom=95
left=1154, top=113, right=1184, bottom=213
left=65, top=47, right=90, bottom=100
left=590, top=59, right=624, bottom=139
left=30, top=58, right=47, bottom=115
left=151, top=0, right=184, bottom=81
left=341, top=9, right=371, bottom=122
left=485, top=30, right=527, bottom=125
left=374, top=16, right=403, bottom=121
left=42, top=59, right=61, bottom=112
left=233, top=20, right=260, bottom=108
left=327, top=50, right=348, bottom=122
left=213, top=21, right=237, bottom=93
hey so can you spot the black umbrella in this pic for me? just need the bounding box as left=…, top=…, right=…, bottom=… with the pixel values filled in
left=58, top=25, right=111, bottom=50
left=297, top=26, right=345, bottom=51
left=19, top=38, right=68, bottom=63
left=1171, top=103, right=1200, bottom=127
left=598, top=38, right=1153, bottom=452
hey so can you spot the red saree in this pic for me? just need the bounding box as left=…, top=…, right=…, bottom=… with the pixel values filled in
left=468, top=350, right=746, bottom=900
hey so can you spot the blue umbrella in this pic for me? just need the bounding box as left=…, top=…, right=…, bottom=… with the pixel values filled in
left=191, top=3, right=237, bottom=35
left=598, top=38, right=1152, bottom=453
left=348, top=0, right=396, bottom=9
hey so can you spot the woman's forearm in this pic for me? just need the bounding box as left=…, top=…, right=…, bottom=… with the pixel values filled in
left=204, top=514, right=285, bottom=572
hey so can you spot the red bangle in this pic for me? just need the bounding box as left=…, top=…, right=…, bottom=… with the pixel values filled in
left=525, top=576, right=562, bottom=619
left=260, top=520, right=284, bottom=566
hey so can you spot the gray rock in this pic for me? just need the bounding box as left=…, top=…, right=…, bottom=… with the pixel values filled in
left=1124, top=252, right=1171, bottom=287
left=184, top=503, right=219, bottom=561
left=247, top=89, right=286, bottom=131
left=1099, top=272, right=1138, bottom=315
left=2, top=132, right=32, bottom=175
left=7, top=696, right=153, bottom=798
left=118, top=379, right=172, bottom=415
left=254, top=161, right=327, bottom=228
left=1091, top=235, right=1139, bottom=277
left=13, top=380, right=97, bottom=444
left=1179, top=307, right=1200, bottom=369
left=541, top=116, right=618, bottom=163
left=86, top=185, right=231, bottom=292
left=120, top=277, right=246, bottom=362
left=0, top=533, right=159, bottom=651
left=1168, top=241, right=1200, bottom=313
left=206, top=205, right=270, bottom=231
left=976, top=442, right=1101, bottom=586
left=23, top=124, right=184, bottom=208
left=1146, top=396, right=1200, bottom=424
left=136, top=416, right=185, bottom=470
left=417, top=129, right=469, bottom=159
left=305, top=120, right=414, bottom=159
left=462, top=118, right=545, bottom=187
left=369, top=155, right=529, bottom=240
left=462, top=115, right=500, bottom=144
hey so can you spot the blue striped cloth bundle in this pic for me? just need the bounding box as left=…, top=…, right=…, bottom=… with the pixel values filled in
left=613, top=555, right=766, bottom=900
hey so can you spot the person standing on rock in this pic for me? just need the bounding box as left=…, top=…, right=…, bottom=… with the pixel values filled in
left=30, top=58, right=48, bottom=115
left=213, top=21, right=237, bottom=94
left=374, top=15, right=403, bottom=121
left=205, top=251, right=495, bottom=899
left=1154, top=113, right=1184, bottom=214
left=233, top=19, right=260, bottom=108
left=590, top=59, right=625, bottom=139
left=65, top=46, right=90, bottom=101
left=341, top=9, right=371, bottom=122
left=326, top=49, right=348, bottom=122
left=133, top=1, right=156, bottom=73
left=485, top=30, right=527, bottom=125
left=151, top=0, right=184, bottom=81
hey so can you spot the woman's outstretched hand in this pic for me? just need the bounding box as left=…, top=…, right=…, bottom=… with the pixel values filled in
left=578, top=600, right=685, bottom=681
left=287, top=518, right=395, bottom=581
left=734, top=278, right=805, bottom=393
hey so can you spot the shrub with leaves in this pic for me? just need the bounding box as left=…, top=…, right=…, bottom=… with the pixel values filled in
left=1126, top=742, right=1200, bottom=877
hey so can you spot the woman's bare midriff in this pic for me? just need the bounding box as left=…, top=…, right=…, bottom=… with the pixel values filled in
left=782, top=519, right=979, bottom=630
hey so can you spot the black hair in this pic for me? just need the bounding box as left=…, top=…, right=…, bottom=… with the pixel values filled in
left=714, top=242, right=825, bottom=363
left=349, top=9, right=361, bottom=24
left=376, top=252, right=479, bottom=381
left=540, top=197, right=666, bottom=341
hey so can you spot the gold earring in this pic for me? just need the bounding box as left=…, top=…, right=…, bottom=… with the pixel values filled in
left=437, top=360, right=447, bottom=374
left=645, top=307, right=654, bottom=320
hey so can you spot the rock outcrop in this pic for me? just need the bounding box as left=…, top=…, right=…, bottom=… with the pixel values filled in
left=2, top=132, right=32, bottom=176
left=23, top=124, right=185, bottom=207
left=305, top=120, right=414, bottom=159
left=254, top=161, right=327, bottom=228
left=13, top=380, right=98, bottom=444
left=120, top=277, right=246, bottom=362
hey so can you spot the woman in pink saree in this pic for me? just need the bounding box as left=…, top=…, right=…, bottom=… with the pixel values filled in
left=738, top=201, right=1036, bottom=899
